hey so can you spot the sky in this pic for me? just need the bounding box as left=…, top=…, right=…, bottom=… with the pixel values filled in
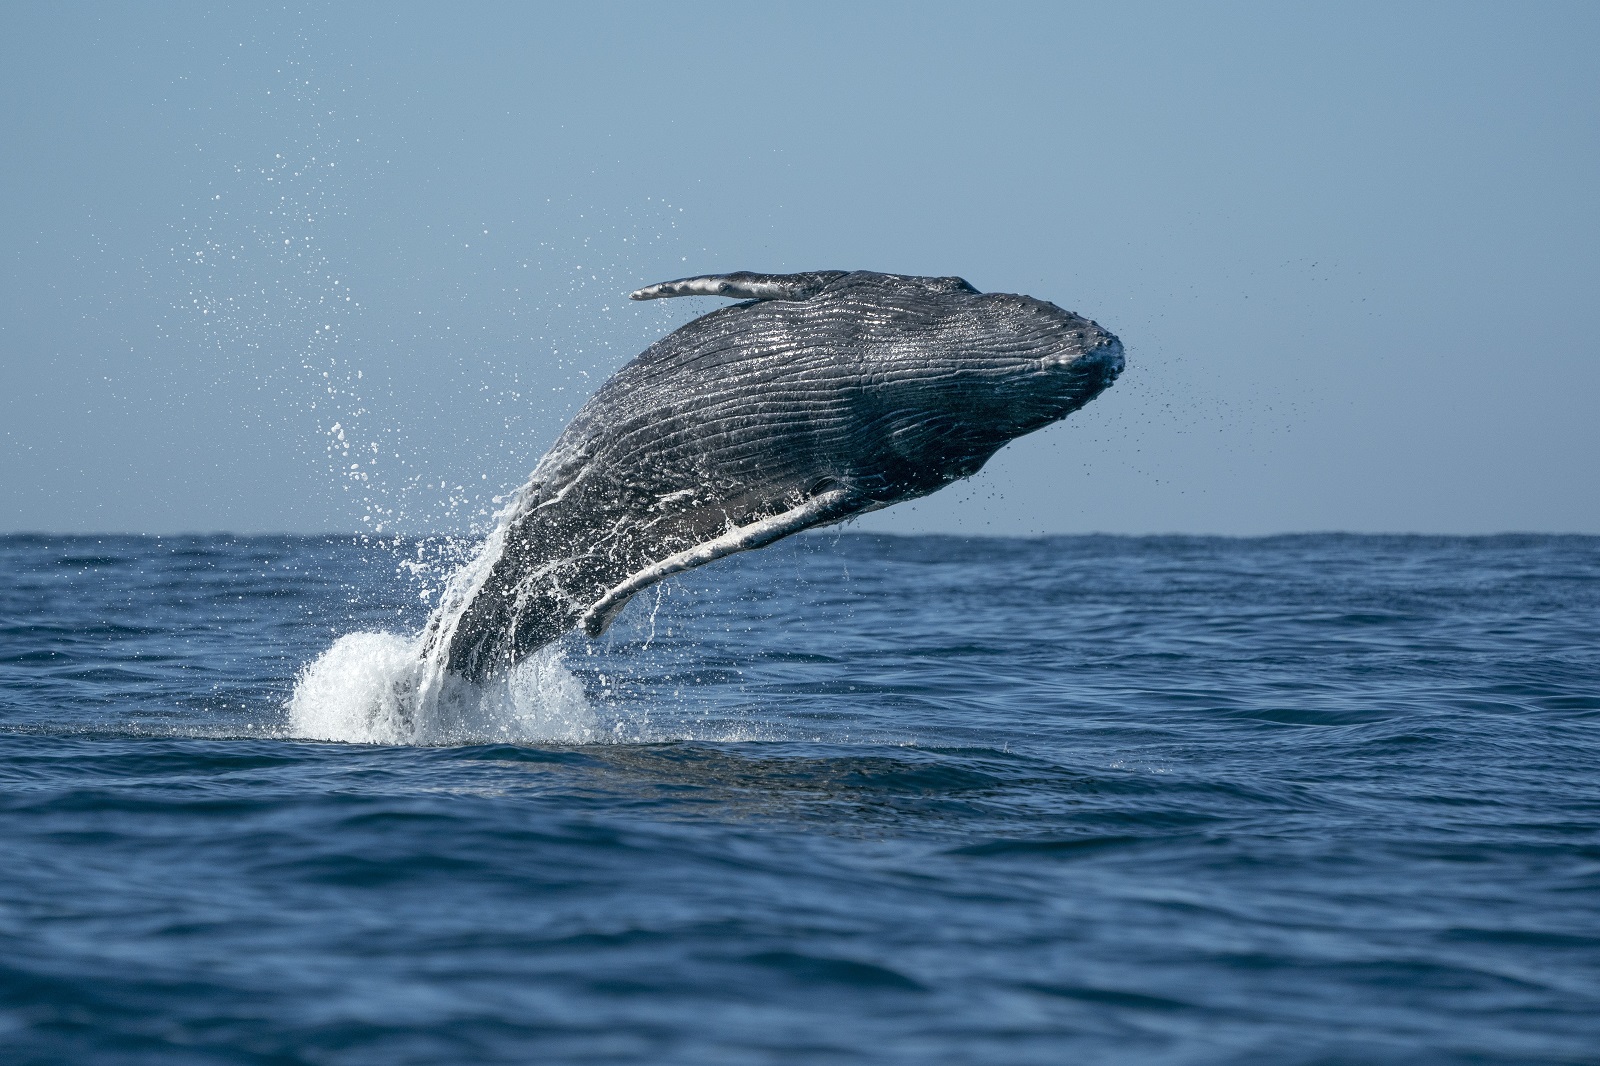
left=2, top=1, right=1596, bottom=536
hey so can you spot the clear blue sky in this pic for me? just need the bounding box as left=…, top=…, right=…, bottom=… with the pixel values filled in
left=3, top=2, right=1596, bottom=535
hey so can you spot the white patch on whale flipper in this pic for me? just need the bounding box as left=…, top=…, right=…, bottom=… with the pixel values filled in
left=579, top=488, right=858, bottom=638
left=583, top=590, right=638, bottom=637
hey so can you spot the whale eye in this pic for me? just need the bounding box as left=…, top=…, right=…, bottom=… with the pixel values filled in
left=807, top=477, right=846, bottom=499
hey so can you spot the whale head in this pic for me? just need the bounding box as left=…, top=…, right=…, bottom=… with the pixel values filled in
left=630, top=269, right=1124, bottom=498
left=828, top=272, right=1125, bottom=493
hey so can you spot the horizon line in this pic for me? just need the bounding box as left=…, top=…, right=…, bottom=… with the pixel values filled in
left=3, top=529, right=1597, bottom=541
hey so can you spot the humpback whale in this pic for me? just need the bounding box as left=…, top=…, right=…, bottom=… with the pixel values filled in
left=421, top=270, right=1123, bottom=683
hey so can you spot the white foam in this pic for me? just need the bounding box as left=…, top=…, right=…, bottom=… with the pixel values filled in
left=287, top=630, right=596, bottom=746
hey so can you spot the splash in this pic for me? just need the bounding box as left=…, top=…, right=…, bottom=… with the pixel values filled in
left=287, top=629, right=595, bottom=746
left=287, top=485, right=601, bottom=746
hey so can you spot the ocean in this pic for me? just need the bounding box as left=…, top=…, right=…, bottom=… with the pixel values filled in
left=2, top=532, right=1597, bottom=1064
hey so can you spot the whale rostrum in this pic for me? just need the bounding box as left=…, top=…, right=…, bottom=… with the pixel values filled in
left=420, top=269, right=1124, bottom=683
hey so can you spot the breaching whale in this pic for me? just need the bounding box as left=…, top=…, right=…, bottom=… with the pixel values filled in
left=421, top=269, right=1123, bottom=683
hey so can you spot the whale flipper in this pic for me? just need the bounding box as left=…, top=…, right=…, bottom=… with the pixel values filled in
left=629, top=271, right=848, bottom=303
left=578, top=487, right=863, bottom=637
left=581, top=591, right=637, bottom=638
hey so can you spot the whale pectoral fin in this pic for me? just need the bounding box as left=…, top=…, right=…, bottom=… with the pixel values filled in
left=578, top=488, right=860, bottom=638
left=629, top=271, right=848, bottom=303
left=584, top=590, right=637, bottom=638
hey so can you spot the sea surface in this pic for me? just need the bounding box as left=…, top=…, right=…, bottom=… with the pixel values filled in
left=2, top=532, right=1598, bottom=1064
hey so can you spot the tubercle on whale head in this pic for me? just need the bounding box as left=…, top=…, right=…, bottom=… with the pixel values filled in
left=1041, top=332, right=1125, bottom=404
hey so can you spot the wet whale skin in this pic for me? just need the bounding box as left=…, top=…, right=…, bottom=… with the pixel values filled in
left=430, top=269, right=1125, bottom=681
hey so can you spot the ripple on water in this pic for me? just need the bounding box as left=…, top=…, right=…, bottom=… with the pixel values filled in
left=1, top=533, right=1598, bottom=1063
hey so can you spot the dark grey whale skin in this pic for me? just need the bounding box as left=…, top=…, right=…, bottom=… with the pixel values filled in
left=427, top=270, right=1124, bottom=682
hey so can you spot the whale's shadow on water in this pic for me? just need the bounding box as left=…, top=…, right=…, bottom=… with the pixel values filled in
left=442, top=741, right=1101, bottom=834
left=273, top=734, right=1195, bottom=849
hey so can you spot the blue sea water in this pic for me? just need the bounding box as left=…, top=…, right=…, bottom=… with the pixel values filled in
left=1, top=532, right=1598, bottom=1064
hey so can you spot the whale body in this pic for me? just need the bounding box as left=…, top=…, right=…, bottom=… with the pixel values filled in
left=421, top=269, right=1124, bottom=683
